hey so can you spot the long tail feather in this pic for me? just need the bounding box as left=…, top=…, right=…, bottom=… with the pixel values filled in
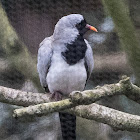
left=59, top=112, right=76, bottom=140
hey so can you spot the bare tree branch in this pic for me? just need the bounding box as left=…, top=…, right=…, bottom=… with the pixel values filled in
left=13, top=102, right=140, bottom=133
left=0, top=76, right=140, bottom=117
left=12, top=77, right=126, bottom=118
left=68, top=103, right=140, bottom=133
left=71, top=76, right=140, bottom=104
left=0, top=86, right=50, bottom=106
left=0, top=77, right=140, bottom=132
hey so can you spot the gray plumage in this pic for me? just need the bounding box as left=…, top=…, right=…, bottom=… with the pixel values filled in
left=37, top=14, right=94, bottom=139
left=37, top=14, right=94, bottom=95
left=37, top=37, right=94, bottom=95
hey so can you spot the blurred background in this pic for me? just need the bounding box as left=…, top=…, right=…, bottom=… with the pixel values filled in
left=0, top=0, right=140, bottom=139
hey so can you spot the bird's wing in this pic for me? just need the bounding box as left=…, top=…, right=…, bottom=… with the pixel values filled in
left=84, top=39, right=94, bottom=80
left=37, top=36, right=53, bottom=88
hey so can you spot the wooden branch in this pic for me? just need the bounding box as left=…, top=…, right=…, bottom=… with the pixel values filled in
left=0, top=86, right=50, bottom=106
left=12, top=76, right=140, bottom=119
left=13, top=99, right=74, bottom=118
left=13, top=103, right=140, bottom=133
left=0, top=76, right=138, bottom=107
left=12, top=77, right=140, bottom=116
left=68, top=103, right=140, bottom=133
left=0, top=76, right=139, bottom=116
left=0, top=77, right=140, bottom=133
left=71, top=76, right=140, bottom=104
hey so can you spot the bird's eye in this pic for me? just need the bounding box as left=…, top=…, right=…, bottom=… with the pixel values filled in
left=81, top=20, right=86, bottom=27
left=76, top=19, right=87, bottom=30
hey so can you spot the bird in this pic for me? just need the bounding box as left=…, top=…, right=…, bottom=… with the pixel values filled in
left=37, top=14, right=97, bottom=140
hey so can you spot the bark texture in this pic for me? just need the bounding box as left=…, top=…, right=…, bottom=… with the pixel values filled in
left=0, top=77, right=140, bottom=133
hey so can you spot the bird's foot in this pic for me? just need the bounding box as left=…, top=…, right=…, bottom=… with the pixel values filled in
left=44, top=87, right=49, bottom=93
left=50, top=92, right=62, bottom=101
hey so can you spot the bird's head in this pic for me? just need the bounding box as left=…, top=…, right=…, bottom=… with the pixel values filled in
left=53, top=14, right=97, bottom=43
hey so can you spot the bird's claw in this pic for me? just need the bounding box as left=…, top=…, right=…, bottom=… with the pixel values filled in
left=50, top=92, right=62, bottom=101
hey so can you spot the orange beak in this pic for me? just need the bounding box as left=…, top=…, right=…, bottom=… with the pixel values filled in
left=86, top=24, right=98, bottom=32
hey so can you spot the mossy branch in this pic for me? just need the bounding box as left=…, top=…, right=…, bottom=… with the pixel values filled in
left=0, top=77, right=140, bottom=132
left=68, top=103, right=140, bottom=133
left=13, top=76, right=140, bottom=119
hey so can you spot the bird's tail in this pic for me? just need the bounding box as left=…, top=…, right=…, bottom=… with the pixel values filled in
left=59, top=112, right=76, bottom=140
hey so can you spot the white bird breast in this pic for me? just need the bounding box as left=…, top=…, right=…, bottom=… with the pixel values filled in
left=46, top=49, right=87, bottom=95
